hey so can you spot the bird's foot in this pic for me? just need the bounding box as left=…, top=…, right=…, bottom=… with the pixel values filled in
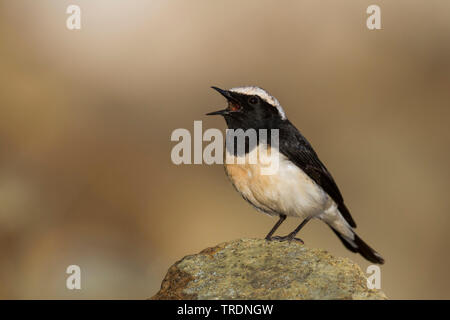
left=267, top=235, right=304, bottom=244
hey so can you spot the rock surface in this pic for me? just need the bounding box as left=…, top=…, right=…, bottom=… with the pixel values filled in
left=151, top=238, right=386, bottom=300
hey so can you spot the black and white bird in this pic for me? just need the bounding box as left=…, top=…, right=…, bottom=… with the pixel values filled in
left=207, top=86, right=384, bottom=264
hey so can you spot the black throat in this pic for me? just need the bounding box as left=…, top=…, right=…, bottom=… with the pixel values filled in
left=224, top=116, right=290, bottom=157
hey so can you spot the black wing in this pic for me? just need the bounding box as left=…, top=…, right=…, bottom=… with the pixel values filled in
left=278, top=121, right=356, bottom=228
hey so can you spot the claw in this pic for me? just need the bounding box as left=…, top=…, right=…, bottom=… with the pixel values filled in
left=267, top=235, right=304, bottom=244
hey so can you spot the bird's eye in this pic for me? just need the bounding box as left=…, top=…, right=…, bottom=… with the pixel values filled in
left=248, top=96, right=259, bottom=105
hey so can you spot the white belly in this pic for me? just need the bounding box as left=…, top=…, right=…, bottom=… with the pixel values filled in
left=224, top=145, right=334, bottom=219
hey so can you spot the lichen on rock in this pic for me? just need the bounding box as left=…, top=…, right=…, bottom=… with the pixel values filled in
left=151, top=238, right=386, bottom=300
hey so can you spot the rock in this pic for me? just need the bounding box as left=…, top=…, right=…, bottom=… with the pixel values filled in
left=151, top=238, right=387, bottom=300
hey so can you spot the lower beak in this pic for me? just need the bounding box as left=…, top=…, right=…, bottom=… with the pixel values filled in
left=206, top=109, right=229, bottom=116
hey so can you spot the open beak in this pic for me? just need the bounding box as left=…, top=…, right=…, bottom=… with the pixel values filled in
left=206, top=86, right=235, bottom=116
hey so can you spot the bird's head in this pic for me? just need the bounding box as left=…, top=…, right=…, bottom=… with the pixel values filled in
left=207, top=86, right=286, bottom=130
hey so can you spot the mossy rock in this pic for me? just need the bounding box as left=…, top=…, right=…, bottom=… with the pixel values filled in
left=151, top=238, right=386, bottom=300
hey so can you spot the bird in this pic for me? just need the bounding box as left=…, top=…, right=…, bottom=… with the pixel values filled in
left=206, top=86, right=384, bottom=264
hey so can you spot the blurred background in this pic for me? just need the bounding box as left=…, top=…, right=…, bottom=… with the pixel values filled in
left=0, top=0, right=449, bottom=299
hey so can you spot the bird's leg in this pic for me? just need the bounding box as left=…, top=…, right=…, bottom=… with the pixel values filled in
left=271, top=218, right=311, bottom=243
left=264, top=215, right=286, bottom=240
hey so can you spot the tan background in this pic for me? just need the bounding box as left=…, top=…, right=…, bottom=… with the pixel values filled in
left=0, top=0, right=449, bottom=299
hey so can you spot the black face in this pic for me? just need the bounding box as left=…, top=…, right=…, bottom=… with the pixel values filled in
left=207, top=87, right=283, bottom=131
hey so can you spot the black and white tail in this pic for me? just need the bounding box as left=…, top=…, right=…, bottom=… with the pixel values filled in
left=329, top=226, right=384, bottom=264
left=323, top=208, right=385, bottom=264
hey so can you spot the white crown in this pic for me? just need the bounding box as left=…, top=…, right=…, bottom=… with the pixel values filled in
left=229, top=86, right=286, bottom=120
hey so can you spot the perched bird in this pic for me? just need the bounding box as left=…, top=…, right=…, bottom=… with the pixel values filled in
left=207, top=86, right=384, bottom=264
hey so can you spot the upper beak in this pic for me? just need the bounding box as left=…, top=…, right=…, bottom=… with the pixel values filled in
left=206, top=86, right=234, bottom=116
left=211, top=86, right=234, bottom=100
